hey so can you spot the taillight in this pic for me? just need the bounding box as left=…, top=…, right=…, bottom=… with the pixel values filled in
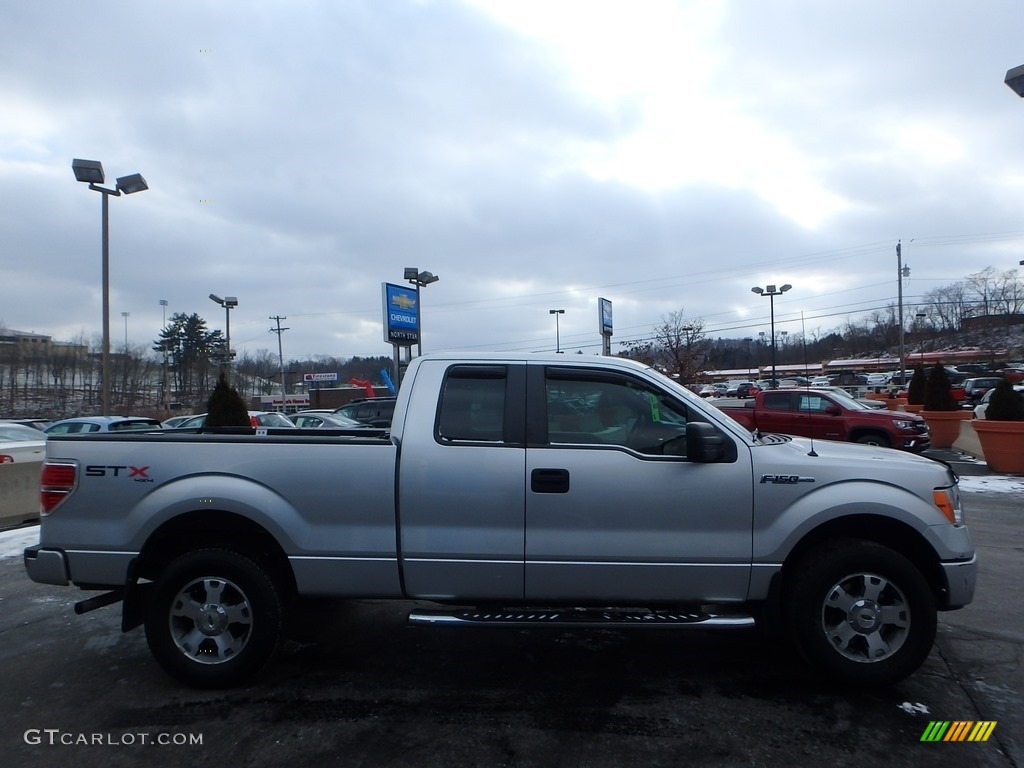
left=40, top=461, right=77, bottom=516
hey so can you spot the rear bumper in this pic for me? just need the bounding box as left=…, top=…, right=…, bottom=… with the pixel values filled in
left=24, top=545, right=134, bottom=588
left=24, top=545, right=69, bottom=586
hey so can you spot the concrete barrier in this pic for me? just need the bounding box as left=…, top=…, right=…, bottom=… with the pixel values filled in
left=0, top=461, right=40, bottom=529
left=953, top=419, right=985, bottom=461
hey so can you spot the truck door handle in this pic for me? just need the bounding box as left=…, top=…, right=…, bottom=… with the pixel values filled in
left=531, top=468, right=570, bottom=494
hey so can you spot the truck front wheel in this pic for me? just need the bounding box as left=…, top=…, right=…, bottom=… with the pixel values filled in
left=145, top=549, right=283, bottom=688
left=785, top=540, right=936, bottom=686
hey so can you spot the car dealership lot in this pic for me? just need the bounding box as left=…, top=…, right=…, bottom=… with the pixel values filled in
left=0, top=475, right=1020, bottom=768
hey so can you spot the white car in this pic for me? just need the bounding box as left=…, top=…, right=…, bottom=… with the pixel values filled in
left=0, top=422, right=47, bottom=463
left=973, top=384, right=1024, bottom=419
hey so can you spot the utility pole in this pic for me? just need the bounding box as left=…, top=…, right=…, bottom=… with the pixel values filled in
left=269, top=316, right=289, bottom=412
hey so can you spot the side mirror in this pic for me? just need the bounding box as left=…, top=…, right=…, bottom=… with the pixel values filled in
left=686, top=421, right=724, bottom=462
left=825, top=405, right=841, bottom=416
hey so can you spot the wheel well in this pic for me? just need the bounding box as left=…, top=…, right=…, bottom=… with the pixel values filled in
left=848, top=428, right=890, bottom=445
left=780, top=514, right=945, bottom=602
left=136, top=511, right=297, bottom=600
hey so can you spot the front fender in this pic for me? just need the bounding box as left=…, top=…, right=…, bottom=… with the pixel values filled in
left=753, top=479, right=964, bottom=563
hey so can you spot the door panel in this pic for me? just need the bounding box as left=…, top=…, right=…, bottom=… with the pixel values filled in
left=525, top=365, right=753, bottom=603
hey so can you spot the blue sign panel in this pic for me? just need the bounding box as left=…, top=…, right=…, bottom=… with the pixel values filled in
left=599, top=297, right=613, bottom=337
left=382, top=283, right=419, bottom=345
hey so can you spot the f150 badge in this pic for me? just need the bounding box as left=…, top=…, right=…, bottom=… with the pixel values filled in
left=760, top=474, right=815, bottom=484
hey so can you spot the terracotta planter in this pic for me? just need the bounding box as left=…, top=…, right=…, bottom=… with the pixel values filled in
left=972, top=420, right=1024, bottom=474
left=903, top=404, right=924, bottom=414
left=920, top=410, right=972, bottom=449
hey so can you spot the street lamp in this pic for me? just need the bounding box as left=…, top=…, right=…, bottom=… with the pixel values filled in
left=209, top=294, right=238, bottom=379
left=72, top=158, right=148, bottom=414
left=1005, top=65, right=1024, bottom=98
left=404, top=267, right=439, bottom=357
left=751, top=283, right=792, bottom=388
left=549, top=309, right=565, bottom=353
left=159, top=299, right=169, bottom=407
left=896, top=241, right=911, bottom=387
left=121, top=312, right=130, bottom=351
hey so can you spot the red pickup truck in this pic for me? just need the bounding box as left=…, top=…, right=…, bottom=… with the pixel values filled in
left=718, top=388, right=931, bottom=452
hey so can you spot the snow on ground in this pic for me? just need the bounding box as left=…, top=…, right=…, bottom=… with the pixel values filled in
left=957, top=475, right=1024, bottom=496
left=0, top=525, right=39, bottom=559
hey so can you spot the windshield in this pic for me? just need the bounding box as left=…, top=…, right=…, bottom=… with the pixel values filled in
left=809, top=387, right=872, bottom=411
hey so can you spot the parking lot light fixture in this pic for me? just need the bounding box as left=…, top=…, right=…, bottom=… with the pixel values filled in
left=72, top=158, right=148, bottom=415
left=1005, top=64, right=1024, bottom=98
left=751, top=283, right=791, bottom=388
left=404, top=268, right=440, bottom=357
left=209, top=294, right=238, bottom=380
left=549, top=309, right=565, bottom=353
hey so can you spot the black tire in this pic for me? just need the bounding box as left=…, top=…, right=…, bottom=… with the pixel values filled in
left=145, top=549, right=283, bottom=688
left=855, top=433, right=891, bottom=448
left=785, top=539, right=936, bottom=686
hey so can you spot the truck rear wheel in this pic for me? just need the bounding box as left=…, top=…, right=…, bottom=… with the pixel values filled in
left=145, top=549, right=283, bottom=688
left=785, top=539, right=936, bottom=686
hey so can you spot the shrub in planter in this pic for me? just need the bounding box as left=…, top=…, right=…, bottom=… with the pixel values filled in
left=985, top=380, right=1024, bottom=421
left=907, top=364, right=927, bottom=406
left=206, top=372, right=250, bottom=427
left=974, top=381, right=1024, bottom=473
left=923, top=362, right=957, bottom=411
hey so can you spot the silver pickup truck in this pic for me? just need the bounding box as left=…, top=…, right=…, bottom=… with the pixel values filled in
left=25, top=354, right=976, bottom=688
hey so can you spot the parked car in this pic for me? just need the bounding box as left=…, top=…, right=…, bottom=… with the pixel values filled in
left=697, top=384, right=720, bottom=398
left=288, top=410, right=367, bottom=429
left=333, top=397, right=397, bottom=427
left=734, top=382, right=760, bottom=399
left=0, top=422, right=47, bottom=463
left=973, top=384, right=1024, bottom=419
left=962, top=377, right=1006, bottom=405
left=724, top=380, right=755, bottom=397
left=44, top=416, right=163, bottom=434
left=174, top=411, right=296, bottom=429
left=160, top=415, right=195, bottom=429
left=0, top=418, right=50, bottom=431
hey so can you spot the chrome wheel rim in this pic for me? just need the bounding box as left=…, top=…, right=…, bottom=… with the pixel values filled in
left=820, top=572, right=910, bottom=663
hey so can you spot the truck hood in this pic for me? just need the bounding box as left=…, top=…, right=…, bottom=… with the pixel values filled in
left=752, top=434, right=955, bottom=486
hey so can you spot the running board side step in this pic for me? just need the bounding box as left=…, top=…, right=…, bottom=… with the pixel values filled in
left=407, top=608, right=755, bottom=629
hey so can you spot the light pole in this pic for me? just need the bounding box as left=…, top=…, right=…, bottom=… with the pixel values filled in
left=549, top=309, right=565, bottom=353
left=159, top=300, right=169, bottom=406
left=209, top=294, right=238, bottom=380
left=751, top=283, right=792, bottom=388
left=121, top=312, right=130, bottom=351
left=72, top=159, right=148, bottom=414
left=896, top=241, right=911, bottom=387
left=404, top=268, right=439, bottom=357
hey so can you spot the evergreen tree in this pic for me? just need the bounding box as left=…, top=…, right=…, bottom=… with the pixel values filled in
left=206, top=372, right=250, bottom=427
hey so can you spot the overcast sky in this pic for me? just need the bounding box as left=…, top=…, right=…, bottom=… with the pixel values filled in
left=3, top=0, right=1023, bottom=364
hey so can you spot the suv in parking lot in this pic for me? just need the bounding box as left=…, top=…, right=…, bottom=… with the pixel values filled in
left=333, top=397, right=397, bottom=427
left=963, top=377, right=1007, bottom=404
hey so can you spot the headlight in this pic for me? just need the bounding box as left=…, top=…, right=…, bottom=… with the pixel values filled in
left=933, top=486, right=964, bottom=525
left=893, top=419, right=915, bottom=429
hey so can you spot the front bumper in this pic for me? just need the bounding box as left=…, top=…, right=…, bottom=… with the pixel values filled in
left=939, top=554, right=977, bottom=609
